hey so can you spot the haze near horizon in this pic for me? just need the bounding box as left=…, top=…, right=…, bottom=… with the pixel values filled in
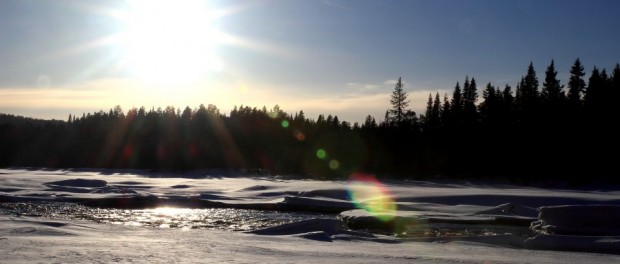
left=1, top=0, right=619, bottom=123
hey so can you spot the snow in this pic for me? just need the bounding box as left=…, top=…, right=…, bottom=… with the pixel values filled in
left=1, top=168, right=620, bottom=263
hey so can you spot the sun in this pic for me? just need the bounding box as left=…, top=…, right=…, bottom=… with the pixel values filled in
left=116, top=0, right=222, bottom=84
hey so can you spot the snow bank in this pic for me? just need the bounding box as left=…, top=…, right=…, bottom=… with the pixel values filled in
left=339, top=203, right=537, bottom=233
left=525, top=235, right=620, bottom=254
left=249, top=218, right=405, bottom=243
left=3, top=169, right=620, bottom=259
left=4, top=216, right=619, bottom=263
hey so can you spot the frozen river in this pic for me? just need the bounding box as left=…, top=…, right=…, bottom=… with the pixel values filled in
left=1, top=169, right=620, bottom=263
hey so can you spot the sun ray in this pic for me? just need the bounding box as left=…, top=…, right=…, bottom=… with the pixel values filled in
left=114, top=0, right=222, bottom=85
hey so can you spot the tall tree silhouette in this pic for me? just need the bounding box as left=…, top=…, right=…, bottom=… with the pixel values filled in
left=388, top=77, right=410, bottom=125
left=541, top=60, right=565, bottom=125
left=499, top=84, right=516, bottom=129
left=433, top=92, right=442, bottom=125
left=462, top=77, right=479, bottom=127
left=441, top=93, right=451, bottom=127
left=424, top=93, right=441, bottom=132
left=516, top=62, right=540, bottom=128
left=584, top=67, right=604, bottom=113
left=479, top=82, right=498, bottom=128
left=541, top=60, right=565, bottom=104
left=449, top=82, right=462, bottom=127
left=567, top=58, right=586, bottom=109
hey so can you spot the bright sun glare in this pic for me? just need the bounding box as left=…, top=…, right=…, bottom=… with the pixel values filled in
left=117, top=0, right=222, bottom=84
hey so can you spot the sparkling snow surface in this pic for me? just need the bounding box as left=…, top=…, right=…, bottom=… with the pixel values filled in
left=1, top=169, right=619, bottom=263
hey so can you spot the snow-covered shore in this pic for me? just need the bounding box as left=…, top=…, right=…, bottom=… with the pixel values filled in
left=1, top=168, right=620, bottom=263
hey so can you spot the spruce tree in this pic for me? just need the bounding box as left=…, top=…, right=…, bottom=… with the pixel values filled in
left=462, top=77, right=479, bottom=126
left=450, top=82, right=462, bottom=122
left=388, top=77, right=410, bottom=125
left=480, top=82, right=497, bottom=120
left=441, top=93, right=452, bottom=127
left=424, top=93, right=441, bottom=132
left=584, top=67, right=602, bottom=109
left=363, top=115, right=377, bottom=129
left=432, top=92, right=442, bottom=123
left=541, top=60, right=565, bottom=125
left=425, top=93, right=433, bottom=122
left=516, top=62, right=540, bottom=127
left=567, top=58, right=586, bottom=107
left=541, top=60, right=564, bottom=104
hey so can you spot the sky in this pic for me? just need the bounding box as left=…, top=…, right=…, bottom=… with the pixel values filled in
left=1, top=0, right=619, bottom=123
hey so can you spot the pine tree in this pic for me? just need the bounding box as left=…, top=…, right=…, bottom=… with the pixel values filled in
left=516, top=62, right=540, bottom=127
left=541, top=60, right=564, bottom=104
left=462, top=77, right=479, bottom=126
left=424, top=93, right=442, bottom=132
left=363, top=115, right=377, bottom=129
left=432, top=92, right=442, bottom=123
left=501, top=84, right=514, bottom=112
left=425, top=93, right=433, bottom=122
left=584, top=67, right=603, bottom=109
left=522, top=62, right=540, bottom=100
left=541, top=60, right=565, bottom=125
left=388, top=77, right=410, bottom=125
left=441, top=93, right=452, bottom=127
left=462, top=76, right=478, bottom=109
left=450, top=82, right=462, bottom=120
left=567, top=58, right=586, bottom=107
left=480, top=83, right=496, bottom=116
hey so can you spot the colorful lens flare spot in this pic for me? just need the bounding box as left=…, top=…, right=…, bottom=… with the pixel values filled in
left=281, top=120, right=289, bottom=128
left=329, top=159, right=340, bottom=170
left=294, top=130, right=306, bottom=141
left=347, top=173, right=396, bottom=222
left=316, top=149, right=327, bottom=159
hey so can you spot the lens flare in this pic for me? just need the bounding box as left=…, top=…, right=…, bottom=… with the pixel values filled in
left=347, top=173, right=396, bottom=222
left=293, top=130, right=305, bottom=141
left=329, top=159, right=340, bottom=170
left=316, top=149, right=327, bottom=159
left=281, top=120, right=289, bottom=128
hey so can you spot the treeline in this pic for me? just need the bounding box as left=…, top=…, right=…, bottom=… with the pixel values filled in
left=0, top=59, right=618, bottom=184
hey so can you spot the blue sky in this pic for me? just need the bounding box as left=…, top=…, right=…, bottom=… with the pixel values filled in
left=1, top=0, right=619, bottom=123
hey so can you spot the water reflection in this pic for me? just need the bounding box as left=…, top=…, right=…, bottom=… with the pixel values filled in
left=0, top=202, right=333, bottom=231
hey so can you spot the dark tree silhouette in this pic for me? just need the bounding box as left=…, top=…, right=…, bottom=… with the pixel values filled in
left=1, top=59, right=619, bottom=184
left=541, top=60, right=565, bottom=125
left=388, top=77, right=410, bottom=125
left=432, top=93, right=441, bottom=126
left=449, top=82, right=462, bottom=127
left=584, top=67, right=604, bottom=113
left=462, top=76, right=479, bottom=127
left=541, top=60, right=565, bottom=102
left=423, top=93, right=441, bottom=132
left=479, top=82, right=498, bottom=127
left=441, top=93, right=451, bottom=128
left=516, top=62, right=540, bottom=128
left=567, top=58, right=586, bottom=109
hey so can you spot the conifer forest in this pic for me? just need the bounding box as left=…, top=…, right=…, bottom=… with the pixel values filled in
left=1, top=59, right=619, bottom=184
